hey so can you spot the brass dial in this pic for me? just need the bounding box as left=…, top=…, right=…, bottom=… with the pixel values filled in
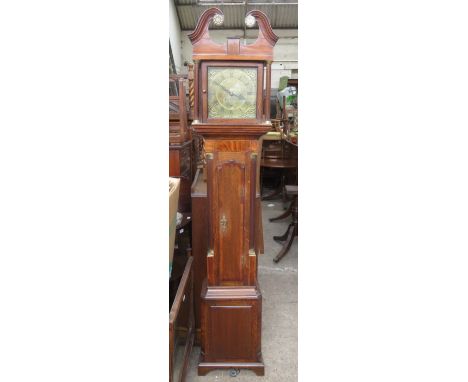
left=207, top=67, right=257, bottom=119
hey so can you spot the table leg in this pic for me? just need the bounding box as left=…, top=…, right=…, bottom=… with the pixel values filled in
left=273, top=223, right=297, bottom=263
left=262, top=187, right=282, bottom=200
left=272, top=195, right=298, bottom=263
left=273, top=223, right=293, bottom=242
left=270, top=208, right=293, bottom=222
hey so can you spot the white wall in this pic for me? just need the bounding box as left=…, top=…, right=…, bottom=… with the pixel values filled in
left=179, top=29, right=298, bottom=89
left=169, top=0, right=183, bottom=73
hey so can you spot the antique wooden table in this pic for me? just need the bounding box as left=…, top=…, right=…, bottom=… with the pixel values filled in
left=267, top=134, right=298, bottom=262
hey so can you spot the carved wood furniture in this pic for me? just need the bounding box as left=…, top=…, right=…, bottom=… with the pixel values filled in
left=188, top=8, right=278, bottom=376
left=169, top=76, right=195, bottom=381
left=169, top=76, right=193, bottom=213
left=170, top=76, right=190, bottom=145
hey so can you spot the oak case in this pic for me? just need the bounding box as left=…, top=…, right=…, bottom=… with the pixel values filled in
left=188, top=7, right=278, bottom=376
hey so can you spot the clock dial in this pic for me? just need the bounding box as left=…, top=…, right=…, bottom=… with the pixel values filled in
left=207, top=67, right=257, bottom=119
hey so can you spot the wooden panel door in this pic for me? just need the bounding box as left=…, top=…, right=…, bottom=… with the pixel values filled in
left=206, top=145, right=257, bottom=287
left=207, top=303, right=255, bottom=361
left=213, top=159, right=246, bottom=286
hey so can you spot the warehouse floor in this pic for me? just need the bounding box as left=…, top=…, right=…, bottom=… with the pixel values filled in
left=186, top=199, right=298, bottom=382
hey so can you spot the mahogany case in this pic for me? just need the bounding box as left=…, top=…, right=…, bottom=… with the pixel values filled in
left=188, top=7, right=278, bottom=376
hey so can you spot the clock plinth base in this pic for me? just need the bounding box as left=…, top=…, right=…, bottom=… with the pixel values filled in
left=198, top=281, right=264, bottom=376
left=198, top=355, right=265, bottom=376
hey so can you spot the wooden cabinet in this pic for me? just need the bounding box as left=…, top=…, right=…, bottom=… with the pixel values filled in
left=188, top=7, right=278, bottom=376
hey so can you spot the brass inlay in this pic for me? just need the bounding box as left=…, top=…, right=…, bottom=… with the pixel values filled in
left=220, top=214, right=228, bottom=233
left=250, top=152, right=258, bottom=159
left=205, top=152, right=213, bottom=159
left=249, top=249, right=256, bottom=257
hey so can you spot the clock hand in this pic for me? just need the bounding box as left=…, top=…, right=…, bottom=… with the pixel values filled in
left=213, top=80, right=247, bottom=101
left=213, top=81, right=236, bottom=97
left=232, top=89, right=247, bottom=101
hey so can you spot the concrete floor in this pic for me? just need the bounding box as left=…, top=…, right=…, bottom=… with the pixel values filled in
left=185, top=199, right=298, bottom=382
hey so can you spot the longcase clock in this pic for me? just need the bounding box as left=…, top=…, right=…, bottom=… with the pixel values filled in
left=188, top=8, right=278, bottom=376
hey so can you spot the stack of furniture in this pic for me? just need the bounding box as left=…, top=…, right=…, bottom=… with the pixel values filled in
left=169, top=75, right=193, bottom=213
left=261, top=80, right=298, bottom=263
left=261, top=76, right=298, bottom=202
left=169, top=76, right=196, bottom=382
